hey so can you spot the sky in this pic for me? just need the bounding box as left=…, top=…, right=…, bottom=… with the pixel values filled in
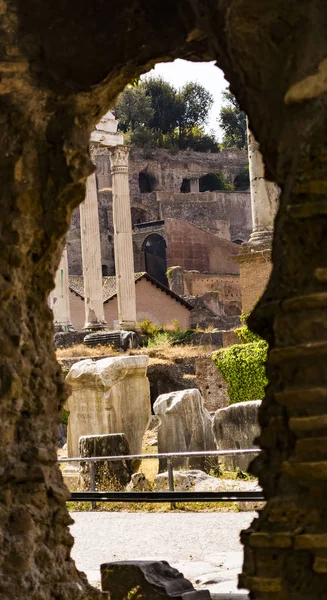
left=141, top=59, right=229, bottom=140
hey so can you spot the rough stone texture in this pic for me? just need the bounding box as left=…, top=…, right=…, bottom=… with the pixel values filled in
left=68, top=150, right=251, bottom=276
left=213, top=401, right=261, bottom=472
left=235, top=245, right=272, bottom=314
left=101, top=561, right=211, bottom=600
left=65, top=356, right=150, bottom=456
left=1, top=1, right=326, bottom=599
left=153, top=389, right=216, bottom=472
left=126, top=471, right=151, bottom=491
left=129, top=146, right=248, bottom=200
left=54, top=330, right=86, bottom=348
left=79, top=433, right=134, bottom=488
left=195, top=356, right=229, bottom=412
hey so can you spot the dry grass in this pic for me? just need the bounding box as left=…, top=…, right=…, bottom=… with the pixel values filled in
left=56, top=343, right=119, bottom=359
left=130, top=344, right=215, bottom=360
left=56, top=343, right=215, bottom=362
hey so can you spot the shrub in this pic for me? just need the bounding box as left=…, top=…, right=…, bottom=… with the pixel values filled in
left=212, top=312, right=268, bottom=404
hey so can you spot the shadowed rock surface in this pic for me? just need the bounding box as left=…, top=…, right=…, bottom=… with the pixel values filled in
left=213, top=400, right=261, bottom=471
left=79, top=433, right=134, bottom=488
left=100, top=561, right=211, bottom=600
left=154, top=389, right=216, bottom=472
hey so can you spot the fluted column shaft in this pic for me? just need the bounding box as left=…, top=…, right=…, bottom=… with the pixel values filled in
left=109, top=146, right=137, bottom=330
left=80, top=170, right=106, bottom=329
left=50, top=245, right=71, bottom=328
left=247, top=125, right=279, bottom=245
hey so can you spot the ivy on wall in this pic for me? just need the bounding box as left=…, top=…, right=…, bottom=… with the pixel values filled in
left=212, top=313, right=268, bottom=404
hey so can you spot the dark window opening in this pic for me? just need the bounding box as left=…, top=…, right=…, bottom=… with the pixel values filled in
left=199, top=173, right=225, bottom=192
left=139, top=171, right=155, bottom=193
left=180, top=178, right=191, bottom=193
left=142, top=233, right=168, bottom=287
left=232, top=239, right=244, bottom=245
left=102, top=264, right=109, bottom=276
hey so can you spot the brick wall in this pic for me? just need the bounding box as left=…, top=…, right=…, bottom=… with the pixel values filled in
left=237, top=247, right=272, bottom=313
left=165, top=219, right=240, bottom=274
left=69, top=278, right=190, bottom=331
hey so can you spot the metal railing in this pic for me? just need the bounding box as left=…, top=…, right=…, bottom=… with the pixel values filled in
left=59, top=449, right=262, bottom=509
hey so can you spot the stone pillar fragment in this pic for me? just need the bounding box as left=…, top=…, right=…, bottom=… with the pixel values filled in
left=80, top=170, right=106, bottom=329
left=234, top=126, right=280, bottom=313
left=65, top=355, right=151, bottom=457
left=50, top=245, right=72, bottom=329
left=247, top=125, right=279, bottom=245
left=109, top=146, right=137, bottom=330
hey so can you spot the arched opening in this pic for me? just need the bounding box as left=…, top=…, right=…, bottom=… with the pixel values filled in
left=139, top=171, right=155, bottom=193
left=143, top=233, right=168, bottom=287
left=199, top=173, right=225, bottom=192
left=180, top=178, right=191, bottom=193
left=234, top=165, right=250, bottom=190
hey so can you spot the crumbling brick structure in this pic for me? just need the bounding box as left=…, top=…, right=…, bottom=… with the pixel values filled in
left=1, top=1, right=326, bottom=599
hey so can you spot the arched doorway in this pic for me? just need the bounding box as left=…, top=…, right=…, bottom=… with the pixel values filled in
left=143, top=234, right=168, bottom=287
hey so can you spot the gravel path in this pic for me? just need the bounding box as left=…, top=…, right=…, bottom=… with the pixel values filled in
left=70, top=511, right=254, bottom=596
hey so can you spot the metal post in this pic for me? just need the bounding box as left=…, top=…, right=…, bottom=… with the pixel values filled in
left=167, top=457, right=176, bottom=510
left=90, top=461, right=96, bottom=510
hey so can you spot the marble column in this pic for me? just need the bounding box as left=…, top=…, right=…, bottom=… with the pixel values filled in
left=247, top=125, right=279, bottom=245
left=234, top=126, right=280, bottom=313
left=50, top=245, right=72, bottom=329
left=80, top=170, right=106, bottom=329
left=109, top=146, right=137, bottom=330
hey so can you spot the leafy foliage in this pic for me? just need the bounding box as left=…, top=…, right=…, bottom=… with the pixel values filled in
left=219, top=89, right=247, bottom=150
left=114, top=86, right=154, bottom=132
left=234, top=164, right=250, bottom=190
left=113, top=77, right=219, bottom=153
left=212, top=313, right=268, bottom=404
left=199, top=172, right=234, bottom=192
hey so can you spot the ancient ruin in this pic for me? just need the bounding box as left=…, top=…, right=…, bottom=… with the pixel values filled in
left=1, top=1, right=326, bottom=599
left=154, top=389, right=216, bottom=472
left=65, top=356, right=151, bottom=456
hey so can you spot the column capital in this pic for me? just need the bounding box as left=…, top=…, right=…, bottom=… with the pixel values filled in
left=108, top=145, right=130, bottom=174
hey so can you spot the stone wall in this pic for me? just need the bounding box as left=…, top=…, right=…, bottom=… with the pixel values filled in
left=156, top=190, right=251, bottom=242
left=236, top=246, right=272, bottom=314
left=66, top=149, right=251, bottom=276
left=165, top=219, right=240, bottom=274
left=128, top=147, right=248, bottom=201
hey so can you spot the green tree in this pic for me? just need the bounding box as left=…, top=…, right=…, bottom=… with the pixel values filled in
left=141, top=77, right=182, bottom=134
left=219, top=88, right=247, bottom=149
left=178, top=82, right=214, bottom=132
left=114, top=86, right=154, bottom=132
left=113, top=77, right=219, bottom=152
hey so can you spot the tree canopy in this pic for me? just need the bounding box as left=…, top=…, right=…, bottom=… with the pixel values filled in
left=113, top=77, right=219, bottom=153
left=219, top=89, right=247, bottom=150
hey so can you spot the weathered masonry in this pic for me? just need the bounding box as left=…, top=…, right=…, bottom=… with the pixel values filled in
left=1, top=2, right=327, bottom=600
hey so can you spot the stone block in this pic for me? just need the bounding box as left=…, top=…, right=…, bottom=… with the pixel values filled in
left=212, top=400, right=261, bottom=471
left=65, top=355, right=151, bottom=457
left=79, top=433, right=134, bottom=488
left=153, top=389, right=216, bottom=472
left=100, top=561, right=211, bottom=600
left=195, top=356, right=229, bottom=412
